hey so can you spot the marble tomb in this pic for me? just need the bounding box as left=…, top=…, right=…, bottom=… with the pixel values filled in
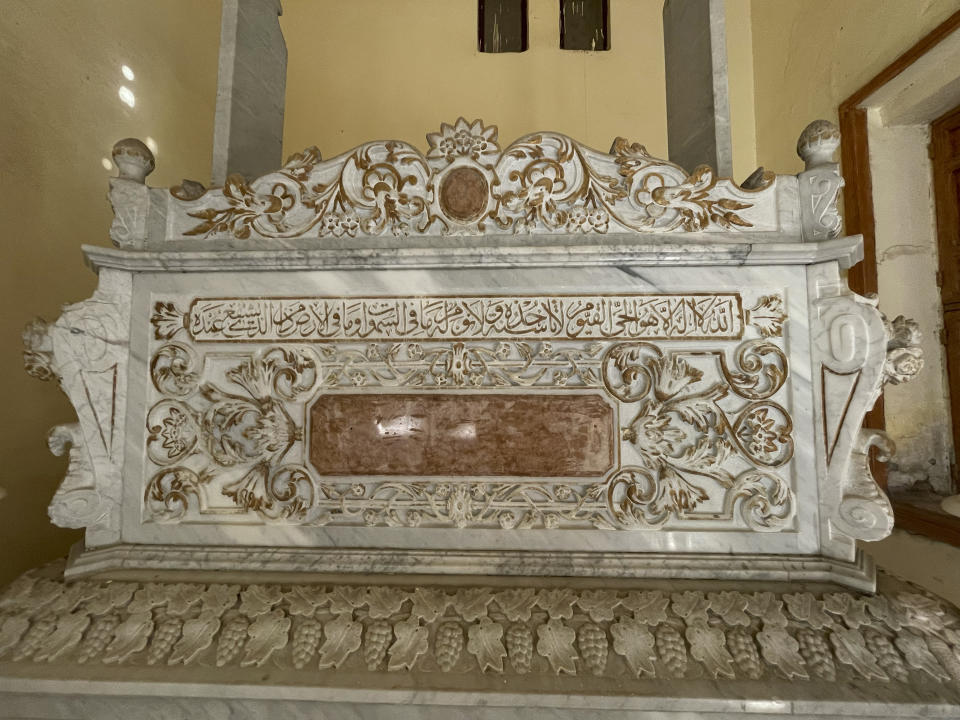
left=1, top=118, right=957, bottom=719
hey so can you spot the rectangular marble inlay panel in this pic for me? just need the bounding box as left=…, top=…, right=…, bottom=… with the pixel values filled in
left=183, top=294, right=744, bottom=342
left=309, top=393, right=615, bottom=477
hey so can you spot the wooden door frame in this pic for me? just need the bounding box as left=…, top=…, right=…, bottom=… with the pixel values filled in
left=838, top=9, right=960, bottom=543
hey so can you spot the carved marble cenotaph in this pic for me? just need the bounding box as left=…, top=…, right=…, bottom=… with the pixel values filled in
left=1, top=118, right=957, bottom=719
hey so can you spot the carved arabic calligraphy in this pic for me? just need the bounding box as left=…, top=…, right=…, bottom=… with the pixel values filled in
left=152, top=294, right=746, bottom=343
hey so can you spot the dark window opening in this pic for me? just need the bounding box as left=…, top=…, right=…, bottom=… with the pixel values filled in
left=560, top=0, right=609, bottom=51
left=478, top=0, right=528, bottom=53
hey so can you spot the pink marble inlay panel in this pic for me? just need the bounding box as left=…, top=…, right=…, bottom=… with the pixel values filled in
left=309, top=394, right=614, bottom=477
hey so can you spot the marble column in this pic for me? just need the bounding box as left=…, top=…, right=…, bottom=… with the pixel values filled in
left=211, top=0, right=287, bottom=186
left=662, top=0, right=733, bottom=178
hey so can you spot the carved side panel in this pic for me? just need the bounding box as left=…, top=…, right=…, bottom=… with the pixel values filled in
left=23, top=271, right=131, bottom=543
left=140, top=291, right=796, bottom=534
left=812, top=280, right=923, bottom=545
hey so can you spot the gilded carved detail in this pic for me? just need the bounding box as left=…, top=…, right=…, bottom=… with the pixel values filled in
left=153, top=293, right=752, bottom=344
left=2, top=569, right=959, bottom=684
left=178, top=118, right=766, bottom=241
left=143, top=326, right=795, bottom=531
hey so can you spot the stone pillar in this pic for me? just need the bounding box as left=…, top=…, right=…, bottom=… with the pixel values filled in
left=662, top=0, right=733, bottom=178
left=211, top=0, right=287, bottom=186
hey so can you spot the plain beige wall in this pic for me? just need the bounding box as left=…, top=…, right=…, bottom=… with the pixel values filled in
left=0, top=0, right=220, bottom=583
left=751, top=0, right=959, bottom=174
left=1, top=0, right=958, bottom=598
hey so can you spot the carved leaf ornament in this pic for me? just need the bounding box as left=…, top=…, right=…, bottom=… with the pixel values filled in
left=2, top=570, right=959, bottom=687
left=143, top=333, right=795, bottom=531
left=182, top=118, right=764, bottom=240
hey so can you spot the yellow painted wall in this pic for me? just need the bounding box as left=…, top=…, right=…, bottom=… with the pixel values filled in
left=0, top=1, right=219, bottom=584
left=750, top=0, right=959, bottom=174
left=281, top=0, right=669, bottom=164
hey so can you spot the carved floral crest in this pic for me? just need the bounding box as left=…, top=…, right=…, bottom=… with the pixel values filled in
left=181, top=118, right=766, bottom=241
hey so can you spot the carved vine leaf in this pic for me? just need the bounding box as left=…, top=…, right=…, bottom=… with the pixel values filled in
left=830, top=628, right=888, bottom=681
left=687, top=624, right=735, bottom=679
left=410, top=589, right=449, bottom=624
left=317, top=614, right=363, bottom=670
left=621, top=592, right=670, bottom=626
left=467, top=618, right=507, bottom=673
left=536, top=619, right=578, bottom=675
left=102, top=612, right=154, bottom=664
left=453, top=588, right=494, bottom=622
left=757, top=627, right=808, bottom=680
left=32, top=612, right=90, bottom=662
left=895, top=631, right=950, bottom=681
left=746, top=593, right=788, bottom=628
left=388, top=619, right=429, bottom=672
left=284, top=586, right=328, bottom=617
left=747, top=295, right=786, bottom=338
left=576, top=590, right=621, bottom=623
left=365, top=587, right=408, bottom=620
left=241, top=609, right=290, bottom=667
left=707, top=593, right=751, bottom=627
left=610, top=617, right=657, bottom=677
left=494, top=588, right=537, bottom=622
left=168, top=612, right=220, bottom=665
left=672, top=592, right=710, bottom=627
left=784, top=593, right=834, bottom=630
left=536, top=589, right=577, bottom=620
left=0, top=615, right=30, bottom=656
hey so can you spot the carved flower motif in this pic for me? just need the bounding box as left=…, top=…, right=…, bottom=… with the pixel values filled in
left=351, top=483, right=366, bottom=497
left=554, top=485, right=572, bottom=500
left=435, top=483, right=451, bottom=499
left=885, top=347, right=923, bottom=385
left=407, top=343, right=424, bottom=360
left=498, top=511, right=517, bottom=529
left=427, top=118, right=500, bottom=164
left=495, top=342, right=512, bottom=359
left=736, top=407, right=784, bottom=459
left=630, top=414, right=685, bottom=457
left=444, top=343, right=472, bottom=385
left=406, top=510, right=423, bottom=527
left=159, top=407, right=192, bottom=457
left=320, top=212, right=360, bottom=238
left=543, top=513, right=560, bottom=529
left=446, top=485, right=473, bottom=528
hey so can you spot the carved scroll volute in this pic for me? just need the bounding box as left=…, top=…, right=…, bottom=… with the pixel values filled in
left=814, top=288, right=923, bottom=544
left=22, top=272, right=131, bottom=543
left=797, top=120, right=843, bottom=242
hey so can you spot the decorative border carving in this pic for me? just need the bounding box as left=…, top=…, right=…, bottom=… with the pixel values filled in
left=2, top=568, right=959, bottom=684
left=142, top=336, right=795, bottom=532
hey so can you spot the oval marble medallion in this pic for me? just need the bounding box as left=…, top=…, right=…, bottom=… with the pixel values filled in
left=439, top=166, right=489, bottom=222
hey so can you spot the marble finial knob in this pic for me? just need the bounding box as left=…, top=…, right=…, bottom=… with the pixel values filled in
left=112, top=138, right=155, bottom=183
left=797, top=120, right=841, bottom=170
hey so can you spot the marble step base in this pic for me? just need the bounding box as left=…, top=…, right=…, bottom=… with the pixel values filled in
left=1, top=562, right=959, bottom=718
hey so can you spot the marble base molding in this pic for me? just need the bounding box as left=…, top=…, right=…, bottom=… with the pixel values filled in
left=61, top=543, right=879, bottom=592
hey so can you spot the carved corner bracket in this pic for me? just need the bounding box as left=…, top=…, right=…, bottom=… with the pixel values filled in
left=21, top=273, right=131, bottom=543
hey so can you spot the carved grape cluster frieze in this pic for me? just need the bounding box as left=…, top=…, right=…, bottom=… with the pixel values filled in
left=2, top=570, right=959, bottom=685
